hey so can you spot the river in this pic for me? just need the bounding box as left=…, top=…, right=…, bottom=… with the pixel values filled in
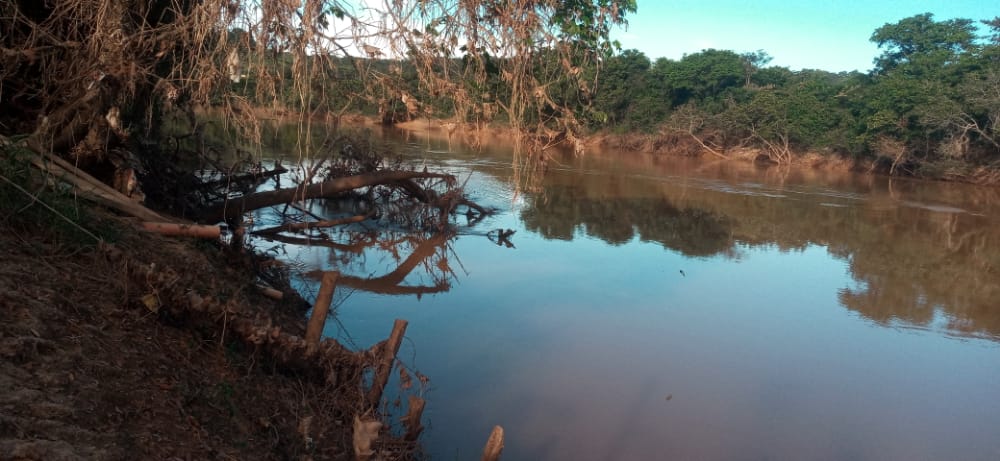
left=257, top=125, right=1000, bottom=460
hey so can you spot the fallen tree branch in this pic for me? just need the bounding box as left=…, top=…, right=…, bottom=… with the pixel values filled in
left=305, top=272, right=340, bottom=355
left=100, top=242, right=359, bottom=377
left=198, top=170, right=454, bottom=223
left=140, top=222, right=220, bottom=239
left=481, top=426, right=505, bottom=461
left=259, top=233, right=371, bottom=254
left=200, top=164, right=288, bottom=190
left=366, top=319, right=408, bottom=407
left=252, top=213, right=373, bottom=236
left=24, top=149, right=170, bottom=222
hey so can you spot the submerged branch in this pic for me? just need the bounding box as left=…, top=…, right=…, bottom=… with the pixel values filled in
left=198, top=170, right=455, bottom=223
left=252, top=213, right=374, bottom=236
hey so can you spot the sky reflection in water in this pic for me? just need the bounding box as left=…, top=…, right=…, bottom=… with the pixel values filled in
left=268, top=128, right=1000, bottom=460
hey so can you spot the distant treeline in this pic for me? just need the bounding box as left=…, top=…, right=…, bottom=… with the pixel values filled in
left=235, top=13, right=1000, bottom=180
left=583, top=13, right=1000, bottom=176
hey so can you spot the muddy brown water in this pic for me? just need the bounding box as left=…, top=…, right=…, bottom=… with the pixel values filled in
left=258, top=127, right=1000, bottom=460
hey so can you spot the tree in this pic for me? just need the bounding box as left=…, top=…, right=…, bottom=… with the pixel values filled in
left=1, top=0, right=637, bottom=205
left=871, top=13, right=977, bottom=77
left=659, top=49, right=745, bottom=108
left=860, top=13, right=987, bottom=167
left=740, top=50, right=772, bottom=87
left=591, top=49, right=668, bottom=132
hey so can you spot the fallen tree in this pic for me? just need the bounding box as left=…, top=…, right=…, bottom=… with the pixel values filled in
left=198, top=170, right=456, bottom=223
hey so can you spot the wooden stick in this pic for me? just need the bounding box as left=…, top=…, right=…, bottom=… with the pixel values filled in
left=140, top=222, right=221, bottom=239
left=305, top=271, right=339, bottom=355
left=255, top=283, right=284, bottom=300
left=481, top=425, right=504, bottom=461
left=29, top=154, right=169, bottom=222
left=402, top=395, right=426, bottom=441
left=366, top=318, right=408, bottom=407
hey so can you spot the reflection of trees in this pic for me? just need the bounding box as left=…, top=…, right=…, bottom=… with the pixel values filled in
left=337, top=232, right=455, bottom=296
left=520, top=183, right=734, bottom=257
left=298, top=231, right=457, bottom=297
left=705, top=193, right=1000, bottom=340
left=838, top=213, right=1000, bottom=339
left=512, top=155, right=1000, bottom=340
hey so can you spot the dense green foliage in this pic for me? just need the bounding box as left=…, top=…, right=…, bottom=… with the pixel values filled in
left=237, top=12, right=999, bottom=180
left=583, top=13, right=1000, bottom=178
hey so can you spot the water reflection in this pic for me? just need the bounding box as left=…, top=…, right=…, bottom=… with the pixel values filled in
left=521, top=182, right=734, bottom=257
left=266, top=127, right=1000, bottom=460
left=271, top=230, right=460, bottom=300
left=299, top=231, right=456, bottom=297
left=498, top=151, right=1000, bottom=342
left=345, top=126, right=1000, bottom=341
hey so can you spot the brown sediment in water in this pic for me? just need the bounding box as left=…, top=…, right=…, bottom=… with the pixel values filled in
left=0, top=208, right=417, bottom=460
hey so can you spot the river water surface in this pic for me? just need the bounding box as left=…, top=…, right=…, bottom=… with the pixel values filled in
left=261, top=127, right=1000, bottom=460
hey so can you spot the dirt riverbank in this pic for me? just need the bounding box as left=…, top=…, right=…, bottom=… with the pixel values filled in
left=0, top=206, right=408, bottom=460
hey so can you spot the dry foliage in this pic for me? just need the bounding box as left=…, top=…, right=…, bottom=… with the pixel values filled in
left=2, top=0, right=632, bottom=196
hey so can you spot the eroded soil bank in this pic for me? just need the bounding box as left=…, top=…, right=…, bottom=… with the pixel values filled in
left=0, top=209, right=410, bottom=460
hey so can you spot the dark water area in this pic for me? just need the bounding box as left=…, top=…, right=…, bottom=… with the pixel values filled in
left=258, top=126, right=1000, bottom=460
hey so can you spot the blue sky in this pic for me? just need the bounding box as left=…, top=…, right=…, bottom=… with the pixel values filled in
left=613, top=0, right=997, bottom=72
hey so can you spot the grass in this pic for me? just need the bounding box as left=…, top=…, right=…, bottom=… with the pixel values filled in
left=0, top=144, right=119, bottom=246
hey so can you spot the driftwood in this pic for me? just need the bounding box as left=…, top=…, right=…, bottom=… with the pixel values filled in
left=199, top=170, right=454, bottom=223
left=481, top=425, right=505, bottom=461
left=140, top=221, right=220, bottom=239
left=402, top=396, right=426, bottom=441
left=255, top=283, right=284, bottom=300
left=366, top=319, right=408, bottom=407
left=27, top=150, right=169, bottom=222
left=252, top=213, right=372, bottom=236
left=100, top=243, right=361, bottom=385
left=305, top=272, right=339, bottom=355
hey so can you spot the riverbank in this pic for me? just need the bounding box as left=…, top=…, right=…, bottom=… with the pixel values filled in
left=393, top=117, right=1000, bottom=186
left=0, top=200, right=410, bottom=459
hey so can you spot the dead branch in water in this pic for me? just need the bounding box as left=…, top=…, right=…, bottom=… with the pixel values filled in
left=481, top=426, right=505, bottom=461
left=140, top=222, right=220, bottom=239
left=199, top=164, right=288, bottom=190
left=198, top=170, right=455, bottom=223
left=305, top=272, right=340, bottom=356
left=402, top=396, right=426, bottom=441
left=260, top=233, right=372, bottom=254
left=366, top=319, right=408, bottom=407
left=252, top=213, right=373, bottom=236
